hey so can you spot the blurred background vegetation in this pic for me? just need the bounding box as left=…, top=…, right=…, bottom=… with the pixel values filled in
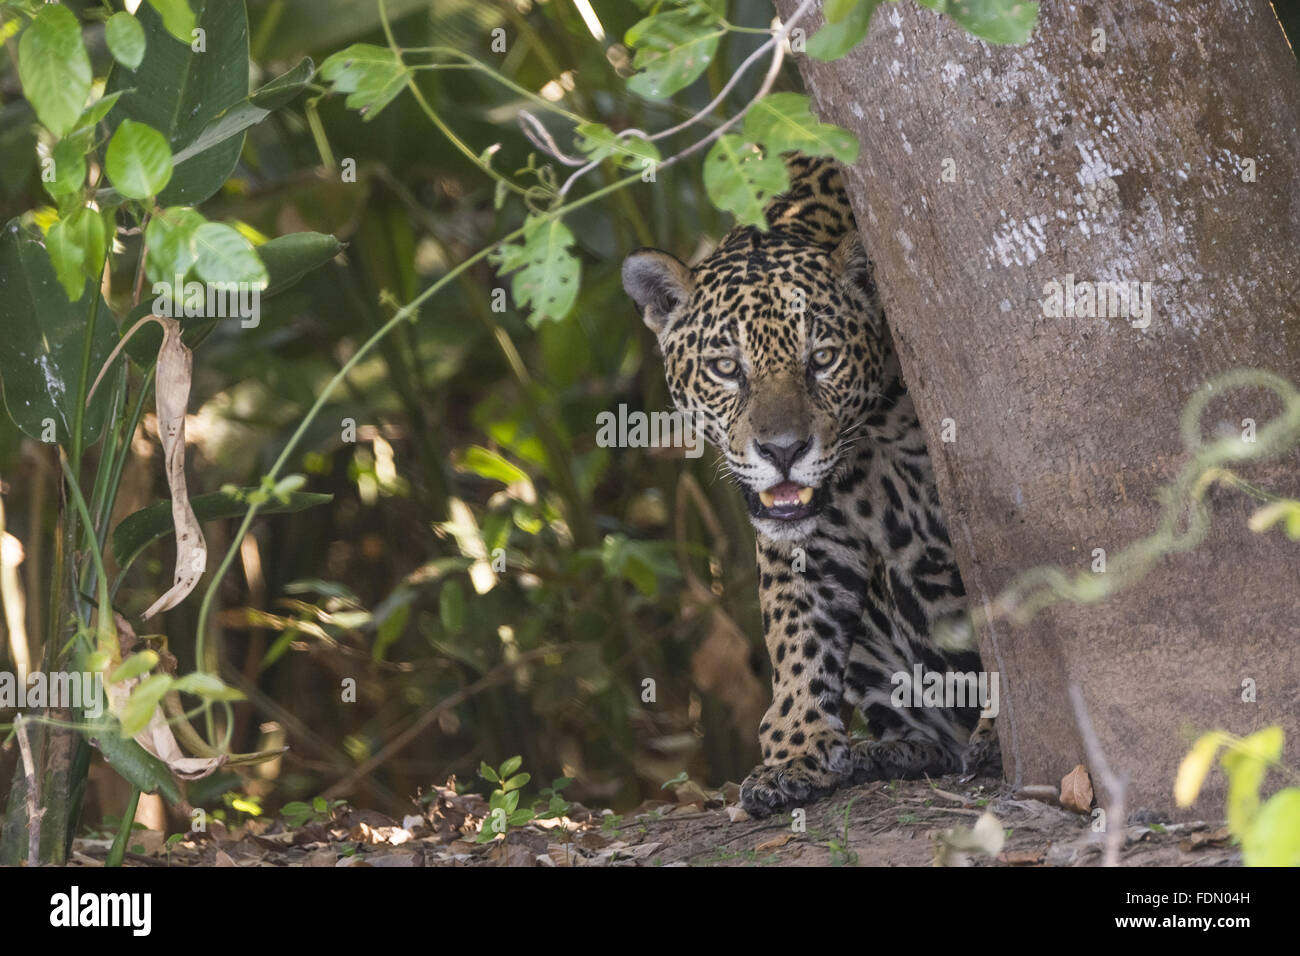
left=0, top=0, right=798, bottom=826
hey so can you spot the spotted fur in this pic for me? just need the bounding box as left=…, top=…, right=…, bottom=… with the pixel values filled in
left=624, top=155, right=998, bottom=816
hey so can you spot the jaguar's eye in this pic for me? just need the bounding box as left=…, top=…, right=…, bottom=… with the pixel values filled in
left=810, top=346, right=838, bottom=370
left=709, top=357, right=740, bottom=379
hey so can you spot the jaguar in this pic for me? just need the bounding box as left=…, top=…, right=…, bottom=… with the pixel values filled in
left=622, top=153, right=998, bottom=816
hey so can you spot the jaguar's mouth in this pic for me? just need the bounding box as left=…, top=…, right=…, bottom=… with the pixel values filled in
left=750, top=481, right=821, bottom=521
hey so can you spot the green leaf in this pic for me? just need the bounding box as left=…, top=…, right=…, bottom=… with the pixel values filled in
left=498, top=755, right=523, bottom=779
left=108, top=650, right=160, bottom=684
left=507, top=809, right=534, bottom=826
left=825, top=0, right=863, bottom=21
left=105, top=13, right=147, bottom=71
left=192, top=222, right=269, bottom=287
left=169, top=58, right=316, bottom=170
left=91, top=730, right=183, bottom=804
left=625, top=7, right=722, bottom=99
left=0, top=223, right=119, bottom=446
left=574, top=122, right=661, bottom=171
left=492, top=215, right=581, bottom=325
left=146, top=0, right=197, bottom=44
left=807, top=0, right=881, bottom=61
left=171, top=672, right=246, bottom=701
left=1221, top=726, right=1284, bottom=835
left=439, top=579, right=465, bottom=634
left=703, top=134, right=789, bottom=228
left=106, top=0, right=250, bottom=206
left=258, top=230, right=343, bottom=296
left=318, top=43, right=408, bottom=120
left=105, top=120, right=174, bottom=199
left=18, top=4, right=92, bottom=138
left=45, top=219, right=87, bottom=302
left=145, top=206, right=207, bottom=283
left=916, top=0, right=1039, bottom=45
left=120, top=674, right=173, bottom=737
left=45, top=134, right=91, bottom=200
left=454, top=446, right=528, bottom=485
left=73, top=92, right=127, bottom=135
left=111, top=486, right=331, bottom=570
left=45, top=207, right=108, bottom=301
left=1242, top=788, right=1300, bottom=867
left=744, top=93, right=860, bottom=164
left=478, top=760, right=499, bottom=783
left=502, top=772, right=531, bottom=792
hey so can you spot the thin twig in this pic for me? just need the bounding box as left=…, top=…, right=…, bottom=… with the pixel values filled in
left=1068, top=682, right=1128, bottom=867
left=15, top=714, right=43, bottom=866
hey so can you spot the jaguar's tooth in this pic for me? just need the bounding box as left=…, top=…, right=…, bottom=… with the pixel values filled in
left=797, top=486, right=814, bottom=505
left=759, top=490, right=775, bottom=508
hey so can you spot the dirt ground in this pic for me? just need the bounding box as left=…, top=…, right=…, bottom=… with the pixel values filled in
left=63, top=771, right=1239, bottom=867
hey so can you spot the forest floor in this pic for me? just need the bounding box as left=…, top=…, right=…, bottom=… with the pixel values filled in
left=65, top=771, right=1239, bottom=867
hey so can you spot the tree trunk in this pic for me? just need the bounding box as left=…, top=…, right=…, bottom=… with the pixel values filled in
left=776, top=0, right=1300, bottom=815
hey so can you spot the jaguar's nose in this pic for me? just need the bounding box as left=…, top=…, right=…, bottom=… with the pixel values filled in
left=754, top=437, right=812, bottom=474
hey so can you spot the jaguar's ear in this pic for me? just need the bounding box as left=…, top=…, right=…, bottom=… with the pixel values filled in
left=830, top=230, right=878, bottom=302
left=622, top=248, right=692, bottom=335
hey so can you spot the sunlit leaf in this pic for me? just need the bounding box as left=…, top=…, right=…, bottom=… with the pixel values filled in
left=319, top=43, right=407, bottom=119
left=492, top=215, right=581, bottom=324
left=625, top=7, right=722, bottom=99
left=703, top=134, right=789, bottom=228
left=105, top=119, right=174, bottom=199
left=18, top=4, right=92, bottom=138
left=105, top=12, right=147, bottom=70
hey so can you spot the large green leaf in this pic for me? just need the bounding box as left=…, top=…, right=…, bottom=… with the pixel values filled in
left=625, top=7, right=722, bottom=99
left=17, top=4, right=92, bottom=138
left=112, top=486, right=333, bottom=571
left=105, top=0, right=249, bottom=206
left=744, top=93, right=859, bottom=164
left=917, top=0, right=1039, bottom=45
left=703, top=134, right=789, bottom=228
left=170, top=58, right=315, bottom=167
left=0, top=223, right=118, bottom=446
left=807, top=0, right=882, bottom=61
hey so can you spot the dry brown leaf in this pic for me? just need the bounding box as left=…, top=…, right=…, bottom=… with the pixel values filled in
left=547, top=844, right=574, bottom=867
left=998, top=846, right=1048, bottom=865
left=303, top=848, right=338, bottom=867
left=87, top=314, right=205, bottom=620
left=1060, top=764, right=1094, bottom=814
left=142, top=317, right=205, bottom=619
left=213, top=850, right=237, bottom=867
left=725, top=805, right=751, bottom=822
left=755, top=832, right=796, bottom=851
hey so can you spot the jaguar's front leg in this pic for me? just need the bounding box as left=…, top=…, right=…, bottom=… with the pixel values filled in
left=740, top=541, right=856, bottom=817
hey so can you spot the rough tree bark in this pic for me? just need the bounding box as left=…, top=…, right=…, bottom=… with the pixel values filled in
left=775, top=0, right=1300, bottom=815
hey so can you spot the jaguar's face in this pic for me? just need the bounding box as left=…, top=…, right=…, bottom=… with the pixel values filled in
left=623, top=229, right=887, bottom=539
